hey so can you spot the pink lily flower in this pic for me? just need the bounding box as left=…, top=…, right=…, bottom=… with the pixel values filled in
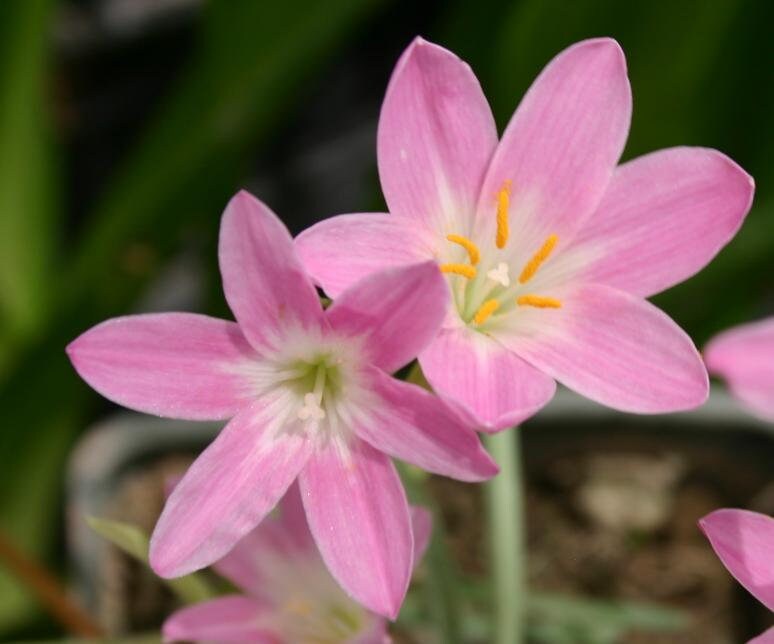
left=67, top=190, right=497, bottom=617
left=699, top=509, right=774, bottom=644
left=163, top=484, right=431, bottom=643
left=296, top=37, right=755, bottom=431
left=704, top=318, right=774, bottom=421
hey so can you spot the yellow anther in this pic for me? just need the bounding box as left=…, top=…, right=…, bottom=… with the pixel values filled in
left=446, top=234, right=480, bottom=265
left=518, top=233, right=558, bottom=284
left=517, top=294, right=562, bottom=309
left=473, top=299, right=500, bottom=325
left=440, top=263, right=476, bottom=279
left=495, top=180, right=512, bottom=249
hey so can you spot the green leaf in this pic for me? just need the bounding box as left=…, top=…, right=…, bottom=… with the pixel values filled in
left=0, top=0, right=58, bottom=362
left=86, top=516, right=214, bottom=605
left=527, top=592, right=688, bottom=644
left=0, top=359, right=84, bottom=631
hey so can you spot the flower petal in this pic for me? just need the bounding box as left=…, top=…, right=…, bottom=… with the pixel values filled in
left=749, top=626, right=774, bottom=644
left=353, top=365, right=498, bottom=481
left=704, top=318, right=774, bottom=421
left=326, top=261, right=448, bottom=373
left=496, top=284, right=708, bottom=413
left=150, top=399, right=312, bottom=578
left=699, top=509, right=774, bottom=611
left=420, top=325, right=556, bottom=432
left=213, top=483, right=315, bottom=597
left=378, top=37, right=497, bottom=230
left=476, top=38, right=631, bottom=256
left=219, top=190, right=325, bottom=352
left=162, top=596, right=275, bottom=644
left=299, top=438, right=412, bottom=619
left=295, top=213, right=430, bottom=298
left=559, top=147, right=754, bottom=297
left=410, top=506, right=432, bottom=565
left=67, top=313, right=258, bottom=420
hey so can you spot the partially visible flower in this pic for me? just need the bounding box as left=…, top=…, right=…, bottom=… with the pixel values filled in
left=699, top=509, right=774, bottom=644
left=296, top=37, right=754, bottom=431
left=163, top=484, right=432, bottom=643
left=704, top=318, right=774, bottom=421
left=67, top=190, right=496, bottom=617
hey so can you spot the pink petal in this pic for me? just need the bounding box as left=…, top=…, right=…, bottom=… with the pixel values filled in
left=298, top=438, right=412, bottom=619
left=476, top=38, right=630, bottom=255
left=162, top=596, right=275, bottom=643
left=749, top=627, right=774, bottom=644
left=67, top=313, right=258, bottom=420
left=274, top=481, right=315, bottom=550
left=353, top=365, right=498, bottom=482
left=497, top=284, right=708, bottom=413
left=219, top=190, right=325, bottom=351
left=378, top=37, right=497, bottom=229
left=327, top=261, right=448, bottom=373
left=419, top=325, right=556, bottom=432
left=704, top=318, right=774, bottom=421
left=213, top=483, right=315, bottom=598
left=295, top=213, right=430, bottom=298
left=149, top=399, right=312, bottom=578
left=410, top=506, right=432, bottom=565
left=699, top=509, right=774, bottom=611
left=562, top=147, right=754, bottom=297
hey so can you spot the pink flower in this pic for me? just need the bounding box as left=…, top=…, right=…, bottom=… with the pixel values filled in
left=163, top=484, right=432, bottom=643
left=699, top=509, right=774, bottom=644
left=296, top=37, right=755, bottom=431
left=67, top=190, right=496, bottom=617
left=704, top=318, right=774, bottom=421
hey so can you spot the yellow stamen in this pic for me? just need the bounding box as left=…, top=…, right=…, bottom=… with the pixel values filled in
left=518, top=233, right=558, bottom=284
left=440, top=263, right=476, bottom=279
left=517, top=294, right=562, bottom=309
left=495, top=180, right=512, bottom=249
left=473, top=299, right=500, bottom=325
left=446, top=234, right=480, bottom=265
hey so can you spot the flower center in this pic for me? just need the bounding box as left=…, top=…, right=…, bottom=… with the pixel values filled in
left=257, top=552, right=367, bottom=643
left=296, top=364, right=328, bottom=424
left=279, top=593, right=365, bottom=643
left=272, top=354, right=346, bottom=436
left=440, top=179, right=562, bottom=329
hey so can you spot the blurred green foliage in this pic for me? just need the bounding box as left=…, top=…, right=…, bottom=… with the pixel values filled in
left=0, top=0, right=771, bottom=638
left=0, top=0, right=58, bottom=370
left=0, top=0, right=382, bottom=633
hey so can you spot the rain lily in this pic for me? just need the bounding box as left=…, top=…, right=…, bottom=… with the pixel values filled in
left=704, top=318, right=774, bottom=420
left=699, top=509, right=774, bottom=644
left=296, top=37, right=755, bottom=431
left=67, top=190, right=496, bottom=617
left=164, top=484, right=432, bottom=643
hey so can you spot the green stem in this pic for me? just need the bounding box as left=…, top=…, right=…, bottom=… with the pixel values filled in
left=484, top=429, right=526, bottom=644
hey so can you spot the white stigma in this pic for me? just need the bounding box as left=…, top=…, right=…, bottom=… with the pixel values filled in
left=298, top=392, right=325, bottom=422
left=486, top=262, right=510, bottom=287
left=297, top=361, right=328, bottom=425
